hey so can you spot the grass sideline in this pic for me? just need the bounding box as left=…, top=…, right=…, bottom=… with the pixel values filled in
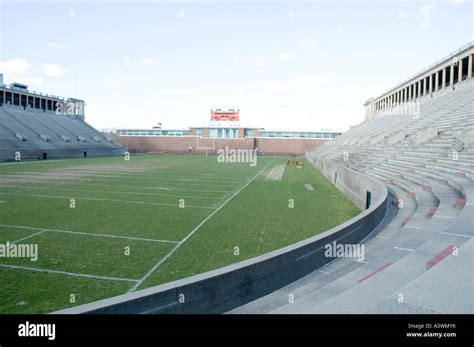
left=0, top=154, right=360, bottom=313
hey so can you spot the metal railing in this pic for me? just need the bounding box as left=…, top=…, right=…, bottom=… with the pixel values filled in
left=0, top=83, right=66, bottom=100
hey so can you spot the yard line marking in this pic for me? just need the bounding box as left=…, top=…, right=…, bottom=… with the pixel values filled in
left=83, top=172, right=244, bottom=184
left=11, top=230, right=47, bottom=244
left=84, top=176, right=238, bottom=189
left=6, top=185, right=222, bottom=200
left=129, top=161, right=275, bottom=293
left=404, top=226, right=421, bottom=229
left=279, top=166, right=284, bottom=182
left=376, top=235, right=389, bottom=239
left=318, top=270, right=330, bottom=274
left=433, top=215, right=456, bottom=219
left=0, top=224, right=179, bottom=244
left=440, top=231, right=472, bottom=238
left=0, top=192, right=215, bottom=209
left=52, top=182, right=232, bottom=194
left=394, top=246, right=415, bottom=252
left=0, top=263, right=139, bottom=283
left=266, top=165, right=276, bottom=180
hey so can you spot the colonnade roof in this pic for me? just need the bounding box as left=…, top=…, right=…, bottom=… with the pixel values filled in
left=371, top=41, right=474, bottom=102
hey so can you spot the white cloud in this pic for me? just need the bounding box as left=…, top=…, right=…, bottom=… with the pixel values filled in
left=294, top=75, right=326, bottom=85
left=336, top=24, right=345, bottom=33
left=233, top=56, right=241, bottom=66
left=419, top=3, right=433, bottom=28
left=45, top=42, right=62, bottom=48
left=251, top=56, right=265, bottom=67
left=40, top=64, right=64, bottom=77
left=450, top=0, right=464, bottom=4
left=106, top=76, right=121, bottom=87
left=20, top=77, right=44, bottom=87
left=297, top=37, right=318, bottom=50
left=397, top=9, right=408, bottom=20
left=140, top=57, right=158, bottom=65
left=232, top=56, right=265, bottom=68
left=0, top=58, right=30, bottom=73
left=264, top=74, right=326, bottom=96
left=276, top=52, right=295, bottom=61
left=264, top=80, right=293, bottom=95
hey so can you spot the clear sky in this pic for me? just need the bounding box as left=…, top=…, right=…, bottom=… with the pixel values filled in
left=0, top=0, right=472, bottom=132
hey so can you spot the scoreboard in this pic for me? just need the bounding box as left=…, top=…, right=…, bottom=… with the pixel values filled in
left=210, top=109, right=240, bottom=122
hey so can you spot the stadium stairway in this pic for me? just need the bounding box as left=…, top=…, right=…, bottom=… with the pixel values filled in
left=229, top=79, right=473, bottom=314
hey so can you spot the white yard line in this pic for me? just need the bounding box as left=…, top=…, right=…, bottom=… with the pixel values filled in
left=128, top=161, right=274, bottom=293
left=82, top=172, right=244, bottom=184
left=279, top=167, right=284, bottom=182
left=52, top=181, right=232, bottom=194
left=0, top=192, right=215, bottom=209
left=266, top=165, right=276, bottom=181
left=0, top=224, right=179, bottom=244
left=394, top=246, right=415, bottom=252
left=0, top=263, right=138, bottom=283
left=440, top=231, right=472, bottom=238
left=82, top=177, right=238, bottom=189
left=11, top=230, right=47, bottom=244
left=6, top=185, right=222, bottom=200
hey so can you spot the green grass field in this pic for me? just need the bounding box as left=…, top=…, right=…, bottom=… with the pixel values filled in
left=0, top=154, right=360, bottom=313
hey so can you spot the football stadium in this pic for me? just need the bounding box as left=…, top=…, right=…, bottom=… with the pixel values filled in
left=0, top=1, right=472, bottom=327
left=0, top=41, right=472, bottom=315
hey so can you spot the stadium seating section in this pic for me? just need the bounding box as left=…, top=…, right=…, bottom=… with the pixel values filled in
left=0, top=104, right=125, bottom=161
left=232, top=78, right=473, bottom=314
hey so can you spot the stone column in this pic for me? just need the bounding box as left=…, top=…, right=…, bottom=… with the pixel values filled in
left=468, top=54, right=473, bottom=79
left=442, top=68, right=446, bottom=89
left=450, top=64, right=454, bottom=87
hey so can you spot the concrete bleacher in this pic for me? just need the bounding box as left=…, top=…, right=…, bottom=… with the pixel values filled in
left=230, top=77, right=473, bottom=314
left=0, top=103, right=125, bottom=161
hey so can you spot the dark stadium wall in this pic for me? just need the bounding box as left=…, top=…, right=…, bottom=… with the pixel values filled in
left=114, top=135, right=327, bottom=156
left=255, top=138, right=326, bottom=156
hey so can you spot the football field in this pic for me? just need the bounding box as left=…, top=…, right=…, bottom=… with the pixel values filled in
left=0, top=154, right=360, bottom=313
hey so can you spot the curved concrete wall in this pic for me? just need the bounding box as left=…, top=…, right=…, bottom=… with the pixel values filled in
left=309, top=156, right=386, bottom=210
left=54, top=158, right=388, bottom=314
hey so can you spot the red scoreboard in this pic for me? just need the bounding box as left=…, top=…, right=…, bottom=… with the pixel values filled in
left=210, top=109, right=240, bottom=122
